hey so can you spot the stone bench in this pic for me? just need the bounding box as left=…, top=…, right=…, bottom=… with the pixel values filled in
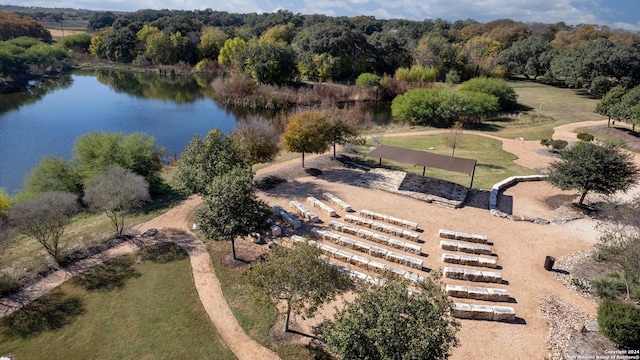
left=329, top=222, right=422, bottom=254
left=274, top=205, right=301, bottom=229
left=290, top=201, right=320, bottom=223
left=438, top=229, right=488, bottom=244
left=360, top=209, right=419, bottom=230
left=442, top=253, right=497, bottom=268
left=443, top=267, right=502, bottom=283
left=452, top=303, right=516, bottom=322
left=445, top=284, right=509, bottom=302
left=322, top=192, right=352, bottom=212
left=440, top=240, right=492, bottom=256
left=307, top=196, right=337, bottom=217
left=345, top=215, right=420, bottom=242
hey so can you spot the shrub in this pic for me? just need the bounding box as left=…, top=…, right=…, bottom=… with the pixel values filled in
left=550, top=139, right=569, bottom=151
left=540, top=139, right=552, bottom=148
left=356, top=73, right=381, bottom=87
left=591, top=276, right=626, bottom=299
left=458, top=77, right=518, bottom=112
left=395, top=65, right=438, bottom=83
left=598, top=299, right=640, bottom=348
left=0, top=272, right=20, bottom=296
left=58, top=33, right=92, bottom=52
left=577, top=133, right=595, bottom=142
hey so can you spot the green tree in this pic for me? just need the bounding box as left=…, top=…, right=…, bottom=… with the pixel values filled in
left=458, top=77, right=518, bottom=112
left=0, top=188, right=11, bottom=218
left=84, top=166, right=150, bottom=237
left=282, top=111, right=331, bottom=167
left=320, top=275, right=460, bottom=360
left=596, top=86, right=627, bottom=127
left=247, top=242, right=351, bottom=332
left=218, top=37, right=246, bottom=69
left=196, top=166, right=271, bottom=260
left=25, top=156, right=82, bottom=194
left=598, top=299, right=640, bottom=348
left=547, top=142, right=638, bottom=206
left=170, top=128, right=248, bottom=195
left=356, top=73, right=381, bottom=87
left=58, top=34, right=92, bottom=53
left=235, top=40, right=297, bottom=85
left=232, top=115, right=280, bottom=165
left=88, top=11, right=117, bottom=31
left=500, top=35, right=553, bottom=79
left=9, top=191, right=79, bottom=262
left=325, top=117, right=359, bottom=159
left=74, top=132, right=164, bottom=193
left=197, top=26, right=228, bottom=60
left=89, top=27, right=112, bottom=58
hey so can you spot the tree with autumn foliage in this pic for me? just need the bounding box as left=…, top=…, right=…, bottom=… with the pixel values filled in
left=282, top=111, right=332, bottom=167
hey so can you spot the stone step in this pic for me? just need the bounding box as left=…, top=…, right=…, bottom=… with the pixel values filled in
left=453, top=303, right=515, bottom=322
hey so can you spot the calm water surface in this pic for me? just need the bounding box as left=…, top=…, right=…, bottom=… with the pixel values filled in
left=0, top=70, right=238, bottom=193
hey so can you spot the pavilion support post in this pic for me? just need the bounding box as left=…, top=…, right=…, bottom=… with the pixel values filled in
left=469, top=165, right=476, bottom=189
left=379, top=158, right=382, bottom=167
left=423, top=167, right=426, bottom=176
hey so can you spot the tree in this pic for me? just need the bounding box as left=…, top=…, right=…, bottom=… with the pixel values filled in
left=0, top=13, right=52, bottom=42
left=547, top=142, right=638, bottom=206
left=282, top=111, right=331, bottom=167
left=25, top=156, right=82, bottom=194
left=84, top=166, right=150, bottom=237
left=9, top=191, right=79, bottom=262
left=247, top=242, right=351, bottom=332
left=235, top=40, right=297, bottom=85
left=320, top=275, right=460, bottom=360
left=325, top=117, right=359, bottom=159
left=197, top=26, right=228, bottom=60
left=218, top=37, right=246, bottom=69
left=596, top=86, right=627, bottom=127
left=196, top=166, right=271, bottom=260
left=500, top=35, right=553, bottom=79
left=444, top=121, right=464, bottom=157
left=458, top=77, right=518, bottom=112
left=170, top=128, right=249, bottom=195
left=232, top=115, right=280, bottom=165
left=88, top=11, right=117, bottom=31
left=0, top=188, right=11, bottom=218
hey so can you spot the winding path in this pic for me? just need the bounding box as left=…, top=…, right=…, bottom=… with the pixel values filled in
left=0, top=118, right=614, bottom=360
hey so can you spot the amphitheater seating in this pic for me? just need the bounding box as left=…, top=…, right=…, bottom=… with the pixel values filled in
left=307, top=196, right=337, bottom=217
left=290, top=200, right=320, bottom=223
left=438, top=229, right=488, bottom=244
left=322, top=192, right=352, bottom=212
left=445, top=284, right=509, bottom=302
left=360, top=209, right=419, bottom=230
left=440, top=240, right=492, bottom=256
left=442, top=253, right=497, bottom=269
left=343, top=215, right=420, bottom=242
left=273, top=205, right=301, bottom=229
left=452, top=303, right=515, bottom=322
left=443, top=267, right=502, bottom=283
left=329, top=221, right=422, bottom=254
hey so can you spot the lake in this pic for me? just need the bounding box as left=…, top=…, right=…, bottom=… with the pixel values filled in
left=0, top=70, right=241, bottom=194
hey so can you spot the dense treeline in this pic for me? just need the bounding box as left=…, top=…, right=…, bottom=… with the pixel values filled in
left=74, top=9, right=640, bottom=96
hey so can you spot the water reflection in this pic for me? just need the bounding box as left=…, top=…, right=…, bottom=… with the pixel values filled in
left=0, top=76, right=73, bottom=114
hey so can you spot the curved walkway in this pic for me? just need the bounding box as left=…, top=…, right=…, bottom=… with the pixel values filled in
left=0, top=119, right=612, bottom=360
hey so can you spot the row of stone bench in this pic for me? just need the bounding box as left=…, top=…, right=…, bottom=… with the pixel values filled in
left=328, top=221, right=422, bottom=255
left=343, top=214, right=420, bottom=242
left=442, top=253, right=497, bottom=269
left=310, top=228, right=424, bottom=269
left=322, top=192, right=352, bottom=212
left=438, top=229, right=488, bottom=244
left=443, top=266, right=502, bottom=283
left=452, top=303, right=516, bottom=322
left=290, top=200, right=320, bottom=223
left=440, top=240, right=492, bottom=256
left=292, top=235, right=425, bottom=282
left=360, top=209, right=419, bottom=230
left=273, top=205, right=301, bottom=229
left=307, top=197, right=337, bottom=217
left=445, top=284, right=509, bottom=302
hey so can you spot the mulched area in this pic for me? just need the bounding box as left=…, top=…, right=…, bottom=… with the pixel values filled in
left=587, top=125, right=640, bottom=151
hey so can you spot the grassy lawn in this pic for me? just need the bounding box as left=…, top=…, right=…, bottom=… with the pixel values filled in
left=355, top=134, right=536, bottom=190
left=0, top=244, right=235, bottom=360
left=206, top=241, right=330, bottom=360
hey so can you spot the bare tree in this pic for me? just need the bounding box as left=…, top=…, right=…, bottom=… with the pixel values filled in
left=84, top=166, right=150, bottom=237
left=233, top=115, right=281, bottom=165
left=9, top=191, right=79, bottom=262
left=443, top=121, right=464, bottom=157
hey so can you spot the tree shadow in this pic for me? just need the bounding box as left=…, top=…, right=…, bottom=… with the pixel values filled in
left=138, top=242, right=188, bottom=263
left=72, top=256, right=140, bottom=292
left=260, top=178, right=328, bottom=199
left=1, top=291, right=84, bottom=338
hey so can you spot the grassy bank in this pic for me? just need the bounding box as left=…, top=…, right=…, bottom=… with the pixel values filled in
left=0, top=244, right=235, bottom=359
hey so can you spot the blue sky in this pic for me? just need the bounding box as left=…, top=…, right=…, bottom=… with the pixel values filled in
left=6, top=0, right=640, bottom=30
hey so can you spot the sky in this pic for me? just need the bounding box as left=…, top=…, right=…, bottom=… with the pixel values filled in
left=5, top=0, right=640, bottom=31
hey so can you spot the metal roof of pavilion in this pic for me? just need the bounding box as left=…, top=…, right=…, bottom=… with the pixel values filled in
left=367, top=145, right=477, bottom=176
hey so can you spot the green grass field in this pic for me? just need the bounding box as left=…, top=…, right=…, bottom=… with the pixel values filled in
left=0, top=244, right=235, bottom=360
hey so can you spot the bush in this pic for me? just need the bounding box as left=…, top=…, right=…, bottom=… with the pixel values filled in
left=356, top=73, right=381, bottom=87
left=58, top=33, right=92, bottom=52
left=458, top=77, right=518, bottom=112
left=598, top=299, right=640, bottom=348
left=591, top=276, right=626, bottom=299
left=550, top=139, right=568, bottom=151
left=0, top=272, right=20, bottom=296
left=395, top=65, right=438, bottom=83
left=577, top=133, right=595, bottom=142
